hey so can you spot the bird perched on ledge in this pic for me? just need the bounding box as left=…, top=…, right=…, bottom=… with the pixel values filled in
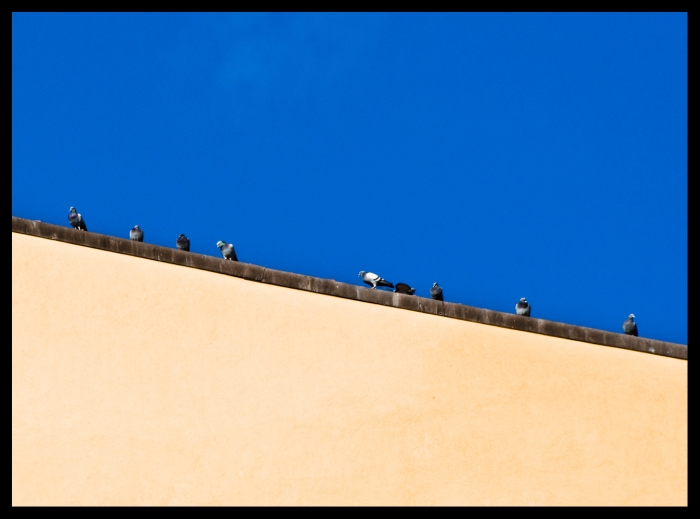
left=430, top=283, right=443, bottom=301
left=217, top=241, right=238, bottom=261
left=622, top=314, right=638, bottom=336
left=176, top=234, right=190, bottom=252
left=394, top=283, right=416, bottom=295
left=515, top=297, right=531, bottom=317
left=130, top=225, right=143, bottom=242
left=68, top=207, right=87, bottom=231
left=358, top=271, right=394, bottom=289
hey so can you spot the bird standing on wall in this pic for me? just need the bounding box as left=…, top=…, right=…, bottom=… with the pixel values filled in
left=622, top=314, right=638, bottom=336
left=430, top=283, right=443, bottom=301
left=358, top=271, right=394, bottom=289
left=176, top=234, right=190, bottom=252
left=217, top=241, right=238, bottom=261
left=516, top=298, right=531, bottom=316
left=68, top=207, right=87, bottom=231
left=394, top=283, right=416, bottom=295
left=130, top=225, right=143, bottom=242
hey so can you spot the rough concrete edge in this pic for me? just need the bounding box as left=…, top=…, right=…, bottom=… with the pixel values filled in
left=12, top=217, right=687, bottom=360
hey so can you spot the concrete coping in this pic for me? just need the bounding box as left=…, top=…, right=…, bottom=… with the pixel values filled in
left=12, top=216, right=687, bottom=360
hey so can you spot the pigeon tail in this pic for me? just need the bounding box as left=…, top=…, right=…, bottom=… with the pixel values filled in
left=376, top=279, right=394, bottom=288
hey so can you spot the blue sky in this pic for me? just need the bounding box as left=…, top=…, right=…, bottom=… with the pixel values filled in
left=12, top=13, right=687, bottom=344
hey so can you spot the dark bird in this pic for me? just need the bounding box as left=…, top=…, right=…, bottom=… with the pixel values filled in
left=430, top=283, right=443, bottom=301
left=622, top=314, right=638, bottom=336
left=515, top=297, right=531, bottom=317
left=358, top=271, right=394, bottom=289
left=68, top=207, right=87, bottom=231
left=217, top=240, right=238, bottom=261
left=394, top=283, right=416, bottom=295
left=130, top=225, right=144, bottom=242
left=176, top=234, right=190, bottom=252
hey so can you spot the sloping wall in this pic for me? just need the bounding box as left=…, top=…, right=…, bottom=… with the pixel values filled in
left=12, top=232, right=687, bottom=505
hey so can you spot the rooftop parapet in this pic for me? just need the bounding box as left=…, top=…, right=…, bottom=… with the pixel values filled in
left=12, top=216, right=687, bottom=360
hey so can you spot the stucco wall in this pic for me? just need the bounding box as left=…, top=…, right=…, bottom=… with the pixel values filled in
left=12, top=232, right=687, bottom=505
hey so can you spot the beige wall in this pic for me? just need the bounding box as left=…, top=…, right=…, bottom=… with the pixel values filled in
left=12, top=232, right=687, bottom=506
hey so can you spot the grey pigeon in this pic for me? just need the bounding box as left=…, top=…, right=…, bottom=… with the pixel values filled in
left=130, top=225, right=144, bottom=242
left=216, top=240, right=238, bottom=261
left=394, top=283, right=416, bottom=295
left=176, top=234, right=190, bottom=252
left=430, top=283, right=443, bottom=301
left=358, top=271, right=394, bottom=289
left=622, top=314, right=638, bottom=336
left=68, top=207, right=87, bottom=231
left=515, top=297, right=531, bottom=317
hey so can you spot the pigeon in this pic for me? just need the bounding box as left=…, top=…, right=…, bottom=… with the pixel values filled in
left=394, top=283, right=416, bottom=295
left=358, top=271, right=394, bottom=289
left=515, top=297, right=531, bottom=317
left=216, top=240, right=238, bottom=261
left=622, top=314, right=638, bottom=336
left=130, top=225, right=144, bottom=242
left=176, top=234, right=190, bottom=252
left=67, top=207, right=87, bottom=231
left=430, top=283, right=443, bottom=301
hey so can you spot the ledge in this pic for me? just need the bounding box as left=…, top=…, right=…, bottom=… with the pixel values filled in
left=12, top=216, right=687, bottom=360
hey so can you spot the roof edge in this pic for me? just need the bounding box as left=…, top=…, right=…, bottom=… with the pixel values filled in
left=12, top=216, right=687, bottom=360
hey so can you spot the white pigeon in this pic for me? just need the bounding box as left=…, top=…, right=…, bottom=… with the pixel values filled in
left=358, top=271, right=394, bottom=289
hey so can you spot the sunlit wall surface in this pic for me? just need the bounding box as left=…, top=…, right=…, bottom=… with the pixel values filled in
left=12, top=232, right=687, bottom=505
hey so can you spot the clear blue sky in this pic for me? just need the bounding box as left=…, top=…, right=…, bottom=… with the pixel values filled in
left=12, top=13, right=687, bottom=344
